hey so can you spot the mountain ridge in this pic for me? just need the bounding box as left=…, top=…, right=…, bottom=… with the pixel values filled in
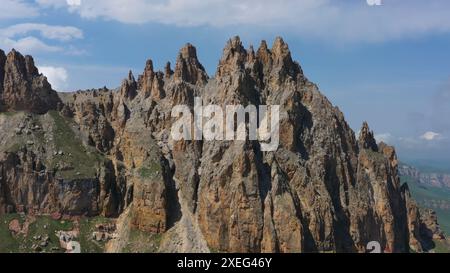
left=0, top=37, right=446, bottom=253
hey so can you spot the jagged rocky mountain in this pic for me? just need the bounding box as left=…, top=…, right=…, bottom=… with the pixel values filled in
left=0, top=38, right=445, bottom=253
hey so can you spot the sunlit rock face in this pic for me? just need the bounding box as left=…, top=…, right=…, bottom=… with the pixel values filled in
left=0, top=39, right=443, bottom=253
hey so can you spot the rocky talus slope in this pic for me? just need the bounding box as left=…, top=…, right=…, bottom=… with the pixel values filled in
left=0, top=38, right=445, bottom=253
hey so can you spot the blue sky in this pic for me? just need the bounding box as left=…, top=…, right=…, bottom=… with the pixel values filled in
left=1, top=0, right=450, bottom=164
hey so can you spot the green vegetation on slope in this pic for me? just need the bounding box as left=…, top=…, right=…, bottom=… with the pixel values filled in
left=0, top=214, right=114, bottom=253
left=0, top=214, right=73, bottom=253
left=0, top=214, right=24, bottom=253
left=122, top=228, right=162, bottom=253
left=402, top=176, right=450, bottom=235
left=433, top=239, right=450, bottom=253
left=138, top=159, right=162, bottom=180
left=78, top=216, right=114, bottom=253
left=48, top=110, right=104, bottom=180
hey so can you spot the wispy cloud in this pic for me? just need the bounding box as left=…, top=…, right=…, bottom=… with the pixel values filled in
left=36, top=0, right=79, bottom=8
left=1, top=36, right=61, bottom=53
left=35, top=0, right=450, bottom=43
left=1, top=23, right=83, bottom=41
left=0, top=23, right=84, bottom=55
left=375, top=133, right=393, bottom=143
left=0, top=0, right=39, bottom=20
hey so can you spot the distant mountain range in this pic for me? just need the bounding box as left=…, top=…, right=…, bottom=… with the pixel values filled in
left=400, top=163, right=450, bottom=190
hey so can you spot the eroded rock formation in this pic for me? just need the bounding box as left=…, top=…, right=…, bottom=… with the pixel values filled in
left=0, top=39, right=445, bottom=253
left=0, top=49, right=61, bottom=114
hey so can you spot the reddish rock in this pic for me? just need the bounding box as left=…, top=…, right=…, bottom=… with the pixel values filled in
left=8, top=219, right=21, bottom=234
left=174, top=43, right=208, bottom=85
left=1, top=49, right=61, bottom=114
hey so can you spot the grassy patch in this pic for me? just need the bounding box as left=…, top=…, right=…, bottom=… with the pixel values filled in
left=48, top=110, right=103, bottom=180
left=0, top=111, right=19, bottom=117
left=0, top=214, right=24, bottom=253
left=432, top=239, right=450, bottom=253
left=123, top=229, right=162, bottom=253
left=0, top=214, right=117, bottom=253
left=77, top=216, right=114, bottom=253
left=0, top=214, right=73, bottom=253
left=138, top=159, right=162, bottom=180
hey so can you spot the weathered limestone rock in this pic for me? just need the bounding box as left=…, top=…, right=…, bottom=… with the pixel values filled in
left=1, top=49, right=60, bottom=114
left=174, top=43, right=208, bottom=85
left=0, top=41, right=443, bottom=253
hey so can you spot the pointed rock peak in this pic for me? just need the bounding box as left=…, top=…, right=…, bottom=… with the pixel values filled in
left=2, top=50, right=60, bottom=113
left=0, top=49, right=5, bottom=58
left=216, top=36, right=247, bottom=77
left=150, top=71, right=166, bottom=100
left=271, top=36, right=293, bottom=63
left=144, top=59, right=154, bottom=73
left=268, top=36, right=302, bottom=81
left=362, top=121, right=369, bottom=129
left=259, top=40, right=269, bottom=51
left=248, top=45, right=255, bottom=54
left=179, top=43, right=198, bottom=60
left=174, top=43, right=208, bottom=85
left=9, top=48, right=18, bottom=55
left=5, top=49, right=40, bottom=79
left=121, top=70, right=138, bottom=100
left=127, top=70, right=136, bottom=82
left=164, top=61, right=173, bottom=78
left=221, top=36, right=246, bottom=58
left=358, top=121, right=378, bottom=152
left=138, top=60, right=155, bottom=95
left=7, top=48, right=24, bottom=62
left=272, top=37, right=288, bottom=53
left=7, top=49, right=27, bottom=66
left=247, top=45, right=256, bottom=62
left=256, top=40, right=272, bottom=65
left=228, top=36, right=243, bottom=49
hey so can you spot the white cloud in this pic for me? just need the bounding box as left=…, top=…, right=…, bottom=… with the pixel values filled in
left=36, top=0, right=80, bottom=8
left=0, top=23, right=84, bottom=55
left=1, top=23, right=83, bottom=41
left=375, top=133, right=393, bottom=143
left=420, top=131, right=443, bottom=141
left=36, top=0, right=450, bottom=43
left=67, top=0, right=81, bottom=6
left=38, top=66, right=69, bottom=90
left=0, top=0, right=39, bottom=20
left=1, top=37, right=62, bottom=54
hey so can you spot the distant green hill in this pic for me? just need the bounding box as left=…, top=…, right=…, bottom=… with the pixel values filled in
left=402, top=176, right=450, bottom=235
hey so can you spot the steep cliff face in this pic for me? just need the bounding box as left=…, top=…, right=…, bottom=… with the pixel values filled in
left=0, top=39, right=445, bottom=253
left=0, top=49, right=61, bottom=114
left=0, top=110, right=121, bottom=217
